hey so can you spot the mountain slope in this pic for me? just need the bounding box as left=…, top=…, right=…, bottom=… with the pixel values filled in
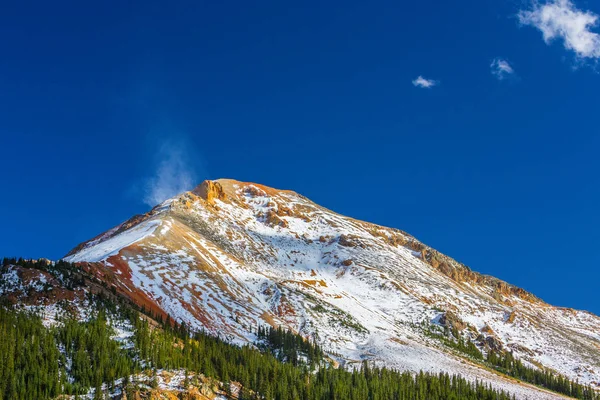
left=64, top=179, right=600, bottom=398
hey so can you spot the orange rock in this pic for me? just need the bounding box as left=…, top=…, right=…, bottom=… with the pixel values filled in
left=193, top=181, right=227, bottom=205
left=264, top=209, right=288, bottom=228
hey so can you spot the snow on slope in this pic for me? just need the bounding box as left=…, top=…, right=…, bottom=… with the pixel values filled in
left=65, top=219, right=162, bottom=263
left=64, top=179, right=600, bottom=399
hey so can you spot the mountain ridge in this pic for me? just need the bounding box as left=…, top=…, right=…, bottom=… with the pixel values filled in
left=62, top=178, right=600, bottom=399
left=65, top=179, right=543, bottom=305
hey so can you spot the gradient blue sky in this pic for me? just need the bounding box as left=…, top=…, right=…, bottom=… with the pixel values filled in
left=1, top=0, right=600, bottom=314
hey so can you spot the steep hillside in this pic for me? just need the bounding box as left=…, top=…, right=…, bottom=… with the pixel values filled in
left=1, top=260, right=532, bottom=400
left=63, top=179, right=600, bottom=399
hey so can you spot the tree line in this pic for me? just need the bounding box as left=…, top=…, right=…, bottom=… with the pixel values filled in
left=1, top=258, right=599, bottom=400
left=426, top=322, right=599, bottom=400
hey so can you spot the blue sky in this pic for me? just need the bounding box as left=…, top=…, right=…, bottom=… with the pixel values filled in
left=1, top=0, right=600, bottom=314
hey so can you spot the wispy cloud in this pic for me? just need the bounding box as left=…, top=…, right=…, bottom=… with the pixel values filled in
left=490, top=58, right=516, bottom=80
left=518, top=0, right=600, bottom=60
left=412, top=76, right=438, bottom=88
left=142, top=138, right=204, bottom=207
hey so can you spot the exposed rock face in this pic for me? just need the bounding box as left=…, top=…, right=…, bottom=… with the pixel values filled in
left=193, top=180, right=227, bottom=205
left=509, top=343, right=536, bottom=357
left=124, top=386, right=217, bottom=400
left=337, top=234, right=356, bottom=247
left=338, top=234, right=367, bottom=248
left=440, top=311, right=467, bottom=332
left=419, top=249, right=540, bottom=304
left=478, top=334, right=504, bottom=352
left=121, top=370, right=226, bottom=400
left=506, top=311, right=517, bottom=324
left=264, top=209, right=288, bottom=228
left=63, top=179, right=600, bottom=396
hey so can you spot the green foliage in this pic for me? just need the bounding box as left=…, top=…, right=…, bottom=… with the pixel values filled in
left=424, top=321, right=599, bottom=400
left=425, top=325, right=484, bottom=361
left=0, top=308, right=62, bottom=400
left=256, top=325, right=324, bottom=367
left=1, top=258, right=598, bottom=400
left=0, top=280, right=139, bottom=400
left=56, top=311, right=136, bottom=394
left=487, top=351, right=599, bottom=400
left=4, top=298, right=598, bottom=400
left=325, top=305, right=369, bottom=334
left=1, top=257, right=87, bottom=290
left=311, top=304, right=327, bottom=313
left=133, top=316, right=518, bottom=400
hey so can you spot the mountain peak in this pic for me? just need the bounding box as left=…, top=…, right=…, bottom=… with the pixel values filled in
left=62, top=178, right=600, bottom=394
left=190, top=178, right=297, bottom=206
left=192, top=179, right=228, bottom=204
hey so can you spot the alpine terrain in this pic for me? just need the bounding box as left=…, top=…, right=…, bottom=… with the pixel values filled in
left=55, top=178, right=600, bottom=399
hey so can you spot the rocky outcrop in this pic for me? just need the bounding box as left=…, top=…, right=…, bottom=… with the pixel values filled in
left=124, top=387, right=217, bottom=400
left=193, top=181, right=227, bottom=205
left=440, top=311, right=467, bottom=332
left=264, top=209, right=288, bottom=228
left=338, top=234, right=367, bottom=248
left=477, top=333, right=504, bottom=352
left=418, top=248, right=540, bottom=304
left=122, top=370, right=226, bottom=400
left=368, top=226, right=541, bottom=305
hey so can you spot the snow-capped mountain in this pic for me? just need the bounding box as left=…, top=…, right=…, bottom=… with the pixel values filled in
left=64, top=179, right=600, bottom=399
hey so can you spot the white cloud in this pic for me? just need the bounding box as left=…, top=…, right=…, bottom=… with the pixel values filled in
left=518, top=0, right=600, bottom=59
left=490, top=58, right=515, bottom=79
left=142, top=139, right=201, bottom=207
left=412, top=76, right=438, bottom=88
